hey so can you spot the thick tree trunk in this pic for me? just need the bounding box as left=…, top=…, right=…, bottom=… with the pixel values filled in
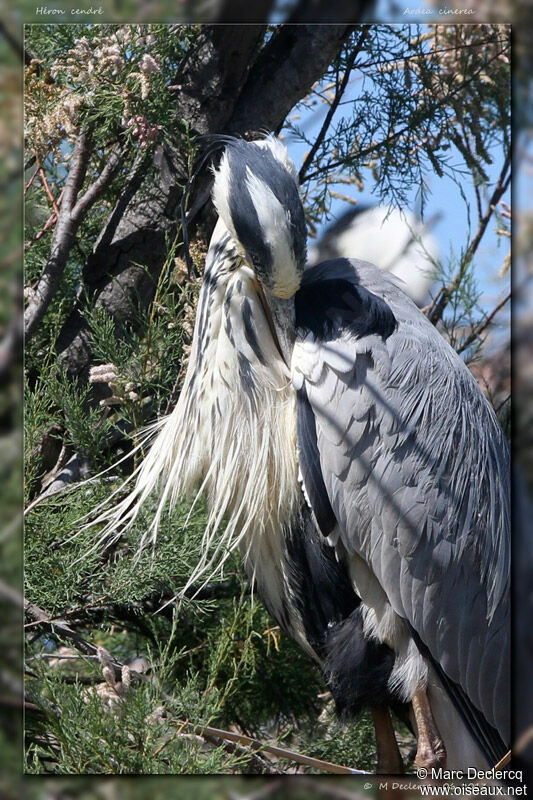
left=56, top=24, right=353, bottom=380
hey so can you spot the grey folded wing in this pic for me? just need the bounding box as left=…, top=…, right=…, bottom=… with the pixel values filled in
left=292, top=258, right=510, bottom=743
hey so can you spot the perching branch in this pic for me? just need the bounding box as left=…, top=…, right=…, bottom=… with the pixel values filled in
left=22, top=579, right=247, bottom=629
left=171, top=720, right=370, bottom=775
left=426, top=152, right=511, bottom=325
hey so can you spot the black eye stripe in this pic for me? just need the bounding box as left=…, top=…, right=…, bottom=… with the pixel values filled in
left=223, top=142, right=306, bottom=271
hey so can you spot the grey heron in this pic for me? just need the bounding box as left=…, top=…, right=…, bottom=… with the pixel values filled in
left=98, top=135, right=510, bottom=772
left=308, top=204, right=439, bottom=306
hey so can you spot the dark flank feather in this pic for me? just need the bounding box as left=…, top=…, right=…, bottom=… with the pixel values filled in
left=296, top=384, right=337, bottom=538
left=284, top=505, right=409, bottom=721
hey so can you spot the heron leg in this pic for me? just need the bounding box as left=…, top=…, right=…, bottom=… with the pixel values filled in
left=412, top=687, right=447, bottom=769
left=372, top=707, right=404, bottom=774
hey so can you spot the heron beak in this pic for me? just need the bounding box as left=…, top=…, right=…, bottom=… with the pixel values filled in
left=252, top=277, right=295, bottom=367
left=263, top=290, right=296, bottom=367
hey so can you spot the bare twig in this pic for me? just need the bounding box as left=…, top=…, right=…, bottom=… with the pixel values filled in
left=200, top=730, right=278, bottom=774
left=23, top=596, right=127, bottom=683
left=493, top=749, right=511, bottom=770
left=173, top=720, right=371, bottom=775
left=38, top=166, right=61, bottom=217
left=303, top=46, right=510, bottom=183
left=458, top=117, right=483, bottom=222
left=457, top=291, right=511, bottom=354
left=24, top=205, right=61, bottom=252
left=356, top=37, right=509, bottom=75
left=298, top=27, right=369, bottom=185
left=24, top=165, right=40, bottom=196
left=425, top=152, right=511, bottom=325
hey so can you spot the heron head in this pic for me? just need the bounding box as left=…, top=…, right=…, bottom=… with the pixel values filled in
left=211, top=137, right=307, bottom=300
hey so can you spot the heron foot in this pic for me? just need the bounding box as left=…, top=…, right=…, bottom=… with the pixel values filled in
left=412, top=687, right=447, bottom=770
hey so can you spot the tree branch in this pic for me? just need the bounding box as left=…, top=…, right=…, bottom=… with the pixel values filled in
left=24, top=164, right=40, bottom=195
left=425, top=152, right=511, bottom=325
left=24, top=136, right=124, bottom=341
left=303, top=44, right=511, bottom=183
left=71, top=143, right=122, bottom=221
left=457, top=291, right=511, bottom=354
left=24, top=132, right=92, bottom=341
left=23, top=595, right=129, bottom=684
left=298, top=27, right=369, bottom=184
left=227, top=24, right=353, bottom=137
left=38, top=165, right=61, bottom=217
left=174, top=720, right=370, bottom=775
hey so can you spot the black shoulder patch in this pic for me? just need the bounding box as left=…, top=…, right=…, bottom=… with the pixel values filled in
left=296, top=384, right=337, bottom=538
left=295, top=278, right=397, bottom=342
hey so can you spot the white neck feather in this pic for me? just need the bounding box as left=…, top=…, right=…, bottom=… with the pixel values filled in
left=89, top=220, right=301, bottom=606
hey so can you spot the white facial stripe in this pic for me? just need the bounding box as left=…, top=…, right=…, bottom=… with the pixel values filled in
left=211, top=152, right=238, bottom=242
left=244, top=166, right=300, bottom=299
